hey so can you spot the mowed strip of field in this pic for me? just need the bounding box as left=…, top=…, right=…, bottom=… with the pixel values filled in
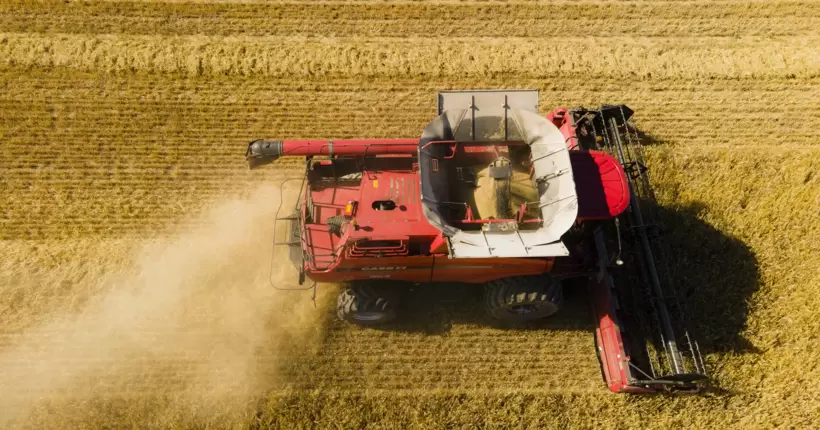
left=1, top=0, right=819, bottom=428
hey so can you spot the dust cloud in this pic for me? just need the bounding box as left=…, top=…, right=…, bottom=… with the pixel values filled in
left=0, top=184, right=328, bottom=427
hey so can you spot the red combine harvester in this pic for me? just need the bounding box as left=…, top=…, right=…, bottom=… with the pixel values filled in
left=246, top=90, right=707, bottom=393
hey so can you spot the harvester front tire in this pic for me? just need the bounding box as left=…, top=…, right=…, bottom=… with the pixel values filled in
left=484, top=274, right=563, bottom=323
left=337, top=283, right=399, bottom=326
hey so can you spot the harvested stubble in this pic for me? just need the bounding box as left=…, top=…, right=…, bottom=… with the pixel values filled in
left=0, top=0, right=819, bottom=428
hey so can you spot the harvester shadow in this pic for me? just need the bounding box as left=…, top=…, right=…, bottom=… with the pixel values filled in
left=377, top=201, right=761, bottom=357
left=653, top=202, right=761, bottom=355
left=385, top=283, right=594, bottom=334
left=634, top=127, right=672, bottom=146
left=264, top=202, right=759, bottom=403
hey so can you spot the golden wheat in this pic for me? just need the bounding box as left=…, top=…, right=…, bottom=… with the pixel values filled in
left=0, top=1, right=817, bottom=37
left=2, top=33, right=818, bottom=80
left=1, top=0, right=819, bottom=428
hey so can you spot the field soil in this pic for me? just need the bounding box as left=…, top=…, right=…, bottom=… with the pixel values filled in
left=1, top=1, right=819, bottom=428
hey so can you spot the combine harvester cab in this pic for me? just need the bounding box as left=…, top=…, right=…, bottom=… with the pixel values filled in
left=245, top=90, right=707, bottom=394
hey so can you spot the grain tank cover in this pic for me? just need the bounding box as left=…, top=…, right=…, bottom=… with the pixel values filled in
left=437, top=89, right=540, bottom=141
left=420, top=90, right=578, bottom=258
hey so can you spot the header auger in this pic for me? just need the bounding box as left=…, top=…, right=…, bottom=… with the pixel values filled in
left=246, top=90, right=707, bottom=393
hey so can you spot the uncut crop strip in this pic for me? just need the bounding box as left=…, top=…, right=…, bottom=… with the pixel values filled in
left=0, top=1, right=817, bottom=37
left=1, top=34, right=818, bottom=81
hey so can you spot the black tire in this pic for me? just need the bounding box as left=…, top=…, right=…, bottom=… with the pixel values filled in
left=336, top=282, right=399, bottom=326
left=484, top=274, right=563, bottom=322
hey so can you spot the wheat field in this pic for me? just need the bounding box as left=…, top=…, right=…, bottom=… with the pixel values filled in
left=0, top=0, right=819, bottom=428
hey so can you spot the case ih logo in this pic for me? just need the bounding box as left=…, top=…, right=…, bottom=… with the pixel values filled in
left=361, top=266, right=407, bottom=271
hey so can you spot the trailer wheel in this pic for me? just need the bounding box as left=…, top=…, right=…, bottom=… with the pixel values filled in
left=484, top=274, right=563, bottom=322
left=337, top=282, right=399, bottom=326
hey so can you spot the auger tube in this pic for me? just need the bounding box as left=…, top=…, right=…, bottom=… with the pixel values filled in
left=246, top=139, right=419, bottom=168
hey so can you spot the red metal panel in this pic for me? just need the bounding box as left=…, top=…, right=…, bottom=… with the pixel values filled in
left=589, top=275, right=655, bottom=394
left=571, top=151, right=630, bottom=220
left=550, top=107, right=630, bottom=220
left=280, top=139, right=418, bottom=157
left=309, top=255, right=434, bottom=283
left=547, top=108, right=578, bottom=149
left=308, top=253, right=554, bottom=284
left=429, top=232, right=448, bottom=254
left=589, top=274, right=631, bottom=392
left=349, top=170, right=440, bottom=240
left=431, top=257, right=552, bottom=283
left=310, top=183, right=360, bottom=224
left=303, top=224, right=341, bottom=271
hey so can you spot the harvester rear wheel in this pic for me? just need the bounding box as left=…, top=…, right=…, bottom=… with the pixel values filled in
left=484, top=274, right=563, bottom=322
left=337, top=282, right=400, bottom=326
